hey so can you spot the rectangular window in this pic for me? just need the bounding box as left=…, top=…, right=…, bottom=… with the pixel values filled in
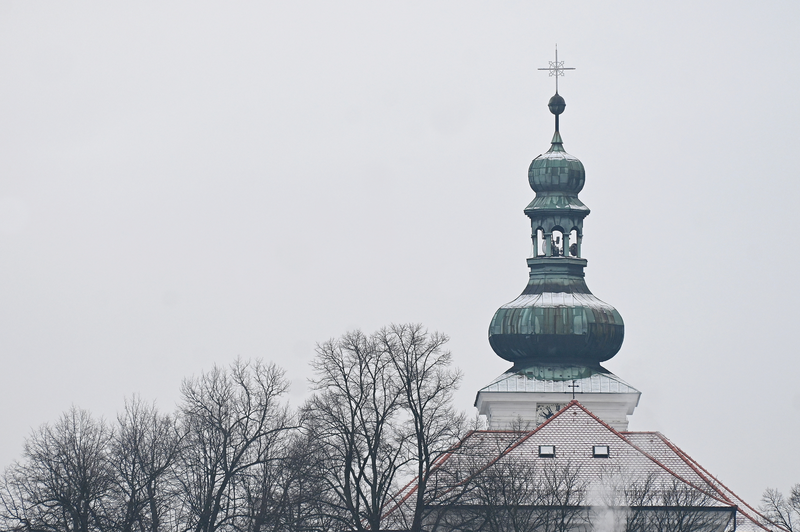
left=539, top=445, right=555, bottom=457
left=593, top=445, right=610, bottom=457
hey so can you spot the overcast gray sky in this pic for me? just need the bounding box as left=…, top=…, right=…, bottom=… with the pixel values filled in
left=1, top=1, right=798, bottom=506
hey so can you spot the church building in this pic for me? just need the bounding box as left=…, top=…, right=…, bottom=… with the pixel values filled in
left=384, top=55, right=782, bottom=532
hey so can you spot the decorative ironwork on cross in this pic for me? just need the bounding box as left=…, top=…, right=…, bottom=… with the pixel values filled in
left=538, top=45, right=575, bottom=93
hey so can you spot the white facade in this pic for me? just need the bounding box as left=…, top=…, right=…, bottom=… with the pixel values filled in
left=475, top=368, right=640, bottom=431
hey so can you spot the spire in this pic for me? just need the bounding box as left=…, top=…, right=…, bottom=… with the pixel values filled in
left=538, top=45, right=573, bottom=133
left=548, top=131, right=564, bottom=152
left=487, top=51, right=624, bottom=368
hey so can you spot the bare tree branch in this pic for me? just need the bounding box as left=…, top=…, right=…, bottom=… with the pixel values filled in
left=761, top=486, right=800, bottom=532
left=109, top=396, right=181, bottom=532
left=304, top=329, right=406, bottom=532
left=380, top=324, right=466, bottom=532
left=175, top=358, right=293, bottom=532
left=0, top=407, right=113, bottom=532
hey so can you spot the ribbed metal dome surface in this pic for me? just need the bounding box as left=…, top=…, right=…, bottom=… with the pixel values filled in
left=488, top=265, right=624, bottom=365
left=528, top=132, right=585, bottom=194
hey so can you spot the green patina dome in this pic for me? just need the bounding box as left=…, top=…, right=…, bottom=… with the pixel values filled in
left=488, top=92, right=624, bottom=367
left=529, top=132, right=586, bottom=194
left=488, top=266, right=625, bottom=365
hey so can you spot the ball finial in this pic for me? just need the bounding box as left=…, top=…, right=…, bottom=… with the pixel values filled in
left=548, top=93, right=566, bottom=116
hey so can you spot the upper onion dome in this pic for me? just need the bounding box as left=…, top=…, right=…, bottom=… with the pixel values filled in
left=528, top=131, right=585, bottom=194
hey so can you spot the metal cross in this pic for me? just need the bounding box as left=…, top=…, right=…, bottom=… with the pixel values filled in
left=567, top=379, right=580, bottom=400
left=538, top=45, right=575, bottom=93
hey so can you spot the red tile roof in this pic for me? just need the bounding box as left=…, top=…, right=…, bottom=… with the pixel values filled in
left=384, top=401, right=784, bottom=532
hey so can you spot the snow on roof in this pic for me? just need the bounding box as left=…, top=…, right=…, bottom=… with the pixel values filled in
left=385, top=401, right=782, bottom=532
left=623, top=432, right=781, bottom=532
left=478, top=369, right=640, bottom=395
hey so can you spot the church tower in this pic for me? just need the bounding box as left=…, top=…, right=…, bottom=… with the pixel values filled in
left=476, top=54, right=640, bottom=430
left=388, top=52, right=774, bottom=532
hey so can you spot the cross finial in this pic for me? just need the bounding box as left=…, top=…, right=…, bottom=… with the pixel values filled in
left=567, top=379, right=580, bottom=400
left=538, top=45, right=575, bottom=94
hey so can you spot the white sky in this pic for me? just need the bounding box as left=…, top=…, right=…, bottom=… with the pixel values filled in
left=1, top=1, right=798, bottom=507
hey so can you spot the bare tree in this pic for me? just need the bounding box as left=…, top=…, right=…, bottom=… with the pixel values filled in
left=420, top=451, right=735, bottom=532
left=175, top=358, right=293, bottom=532
left=109, top=396, right=181, bottom=532
left=380, top=324, right=465, bottom=532
left=647, top=478, right=735, bottom=532
left=241, top=430, right=331, bottom=532
left=593, top=469, right=736, bottom=532
left=760, top=485, right=800, bottom=532
left=471, top=460, right=586, bottom=532
left=537, top=461, right=587, bottom=532
left=421, top=445, right=587, bottom=532
left=304, top=329, right=407, bottom=532
left=0, top=407, right=113, bottom=532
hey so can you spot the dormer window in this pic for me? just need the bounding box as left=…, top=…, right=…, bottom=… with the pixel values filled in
left=593, top=445, right=610, bottom=458
left=539, top=445, right=556, bottom=457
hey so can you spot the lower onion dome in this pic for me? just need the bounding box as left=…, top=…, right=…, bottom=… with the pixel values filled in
left=488, top=275, right=624, bottom=366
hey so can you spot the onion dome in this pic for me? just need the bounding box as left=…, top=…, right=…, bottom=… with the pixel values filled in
left=488, top=92, right=624, bottom=367
left=528, top=132, right=585, bottom=194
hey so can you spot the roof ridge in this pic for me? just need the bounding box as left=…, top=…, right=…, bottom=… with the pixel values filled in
left=648, top=433, right=736, bottom=504
left=654, top=434, right=782, bottom=532
left=565, top=402, right=738, bottom=508
left=382, top=429, right=528, bottom=519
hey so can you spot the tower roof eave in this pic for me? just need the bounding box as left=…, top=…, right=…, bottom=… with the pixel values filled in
left=476, top=366, right=640, bottom=396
